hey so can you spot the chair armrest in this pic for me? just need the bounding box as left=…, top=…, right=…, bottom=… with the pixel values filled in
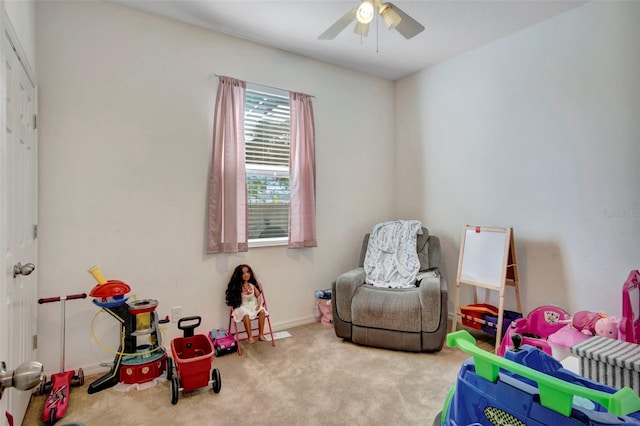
left=418, top=268, right=448, bottom=332
left=333, top=267, right=366, bottom=323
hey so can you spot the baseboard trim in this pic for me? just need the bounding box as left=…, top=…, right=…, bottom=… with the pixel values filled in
left=62, top=316, right=320, bottom=378
left=66, top=363, right=111, bottom=380
left=271, top=315, right=318, bottom=332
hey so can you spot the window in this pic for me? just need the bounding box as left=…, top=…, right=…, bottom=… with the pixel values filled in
left=245, top=85, right=290, bottom=243
left=208, top=76, right=316, bottom=254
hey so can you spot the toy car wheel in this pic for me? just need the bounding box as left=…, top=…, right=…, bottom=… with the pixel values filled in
left=432, top=411, right=442, bottom=426
left=48, top=408, right=56, bottom=426
left=166, top=357, right=174, bottom=381
left=38, top=375, right=48, bottom=395
left=214, top=347, right=219, bottom=357
left=211, top=368, right=221, bottom=393
left=72, top=367, right=84, bottom=386
left=170, top=376, right=179, bottom=405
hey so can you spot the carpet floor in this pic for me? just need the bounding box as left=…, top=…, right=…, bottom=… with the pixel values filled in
left=23, top=322, right=494, bottom=426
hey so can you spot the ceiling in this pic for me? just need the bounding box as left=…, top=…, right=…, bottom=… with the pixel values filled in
left=111, top=0, right=587, bottom=81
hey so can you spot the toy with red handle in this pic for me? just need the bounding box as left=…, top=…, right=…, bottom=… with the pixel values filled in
left=38, top=293, right=87, bottom=426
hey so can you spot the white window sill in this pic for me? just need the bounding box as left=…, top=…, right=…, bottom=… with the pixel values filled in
left=249, top=237, right=288, bottom=248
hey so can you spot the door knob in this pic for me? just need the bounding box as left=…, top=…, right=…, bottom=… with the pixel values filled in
left=0, top=360, right=44, bottom=399
left=13, top=262, right=35, bottom=278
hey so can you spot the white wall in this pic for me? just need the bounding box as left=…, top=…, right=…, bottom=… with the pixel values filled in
left=4, top=0, right=35, bottom=70
left=35, top=0, right=640, bottom=376
left=396, top=1, right=640, bottom=317
left=35, top=1, right=395, bottom=375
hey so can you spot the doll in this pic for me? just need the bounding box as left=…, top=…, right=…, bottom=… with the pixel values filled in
left=570, top=310, right=620, bottom=339
left=225, top=264, right=268, bottom=344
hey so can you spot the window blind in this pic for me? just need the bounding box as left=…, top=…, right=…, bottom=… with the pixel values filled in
left=245, top=89, right=290, bottom=166
left=245, top=88, right=290, bottom=240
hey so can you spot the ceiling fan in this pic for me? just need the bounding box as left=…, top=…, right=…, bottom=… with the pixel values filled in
left=318, top=0, right=425, bottom=40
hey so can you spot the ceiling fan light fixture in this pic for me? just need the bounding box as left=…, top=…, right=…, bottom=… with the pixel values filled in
left=354, top=21, right=370, bottom=37
left=356, top=1, right=375, bottom=24
left=318, top=0, right=424, bottom=41
left=380, top=4, right=402, bottom=29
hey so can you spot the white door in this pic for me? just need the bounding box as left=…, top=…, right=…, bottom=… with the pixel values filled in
left=0, top=32, right=38, bottom=426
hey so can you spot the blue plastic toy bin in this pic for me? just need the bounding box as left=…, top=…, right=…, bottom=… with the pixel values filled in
left=482, top=310, right=522, bottom=337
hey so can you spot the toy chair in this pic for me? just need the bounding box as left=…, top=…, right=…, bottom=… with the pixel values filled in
left=227, top=281, right=275, bottom=356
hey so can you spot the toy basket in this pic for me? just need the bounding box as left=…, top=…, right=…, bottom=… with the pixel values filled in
left=167, top=316, right=220, bottom=405
left=171, top=334, right=213, bottom=391
left=460, top=303, right=499, bottom=330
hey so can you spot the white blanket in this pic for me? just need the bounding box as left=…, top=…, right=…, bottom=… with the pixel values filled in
left=364, top=220, right=422, bottom=288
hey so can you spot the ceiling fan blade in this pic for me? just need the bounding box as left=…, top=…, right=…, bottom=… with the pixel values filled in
left=318, top=7, right=358, bottom=40
left=387, top=3, right=425, bottom=39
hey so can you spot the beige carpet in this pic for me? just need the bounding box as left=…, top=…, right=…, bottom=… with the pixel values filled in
left=23, top=322, right=494, bottom=426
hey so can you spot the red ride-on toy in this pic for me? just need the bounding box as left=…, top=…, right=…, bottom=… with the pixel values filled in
left=168, top=316, right=221, bottom=405
left=37, top=293, right=87, bottom=425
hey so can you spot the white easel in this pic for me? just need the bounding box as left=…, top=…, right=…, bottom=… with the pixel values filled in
left=451, top=226, right=522, bottom=353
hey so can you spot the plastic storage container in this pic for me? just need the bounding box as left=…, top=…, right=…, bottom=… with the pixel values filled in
left=482, top=310, right=523, bottom=337
left=460, top=303, right=498, bottom=330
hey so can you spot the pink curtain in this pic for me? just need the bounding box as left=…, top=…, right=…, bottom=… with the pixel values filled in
left=288, top=92, right=317, bottom=248
left=207, top=76, right=248, bottom=254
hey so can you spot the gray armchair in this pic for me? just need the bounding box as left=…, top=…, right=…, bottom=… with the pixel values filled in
left=332, top=227, right=447, bottom=352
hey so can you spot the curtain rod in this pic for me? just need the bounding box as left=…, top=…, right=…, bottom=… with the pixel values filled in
left=210, top=73, right=315, bottom=99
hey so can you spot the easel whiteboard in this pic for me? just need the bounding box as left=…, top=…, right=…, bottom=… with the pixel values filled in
left=453, top=225, right=521, bottom=353
left=458, top=227, right=510, bottom=289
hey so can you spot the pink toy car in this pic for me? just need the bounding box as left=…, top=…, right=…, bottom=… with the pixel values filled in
left=498, top=305, right=573, bottom=357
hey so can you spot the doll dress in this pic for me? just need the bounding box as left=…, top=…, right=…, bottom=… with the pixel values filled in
left=231, top=288, right=268, bottom=322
